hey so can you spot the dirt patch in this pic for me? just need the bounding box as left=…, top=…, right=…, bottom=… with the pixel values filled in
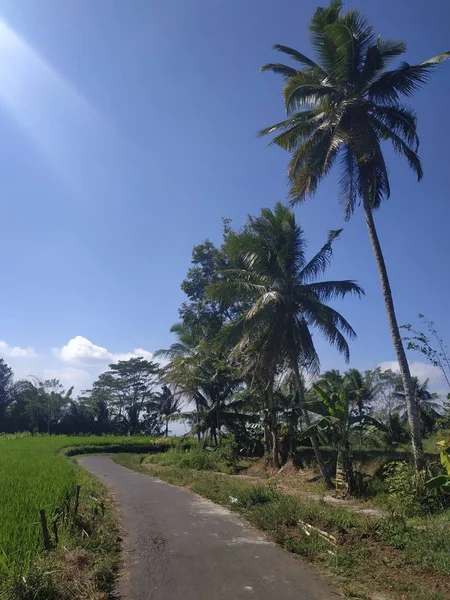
left=235, top=459, right=386, bottom=518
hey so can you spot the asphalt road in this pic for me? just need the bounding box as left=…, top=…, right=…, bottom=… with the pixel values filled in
left=80, top=456, right=336, bottom=600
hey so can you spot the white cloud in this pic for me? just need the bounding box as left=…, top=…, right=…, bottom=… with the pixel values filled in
left=0, top=340, right=37, bottom=358
left=55, top=335, right=154, bottom=366
left=378, top=360, right=448, bottom=397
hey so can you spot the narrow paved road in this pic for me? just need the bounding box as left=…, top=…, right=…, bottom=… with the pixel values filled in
left=80, top=456, right=336, bottom=600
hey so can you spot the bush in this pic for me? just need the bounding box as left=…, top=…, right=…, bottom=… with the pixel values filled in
left=144, top=448, right=234, bottom=473
left=383, top=460, right=449, bottom=517
left=236, top=484, right=279, bottom=509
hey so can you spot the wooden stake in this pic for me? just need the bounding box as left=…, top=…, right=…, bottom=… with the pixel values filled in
left=74, top=485, right=81, bottom=515
left=40, top=509, right=51, bottom=550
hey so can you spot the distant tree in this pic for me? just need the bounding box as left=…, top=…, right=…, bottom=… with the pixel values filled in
left=91, top=357, right=160, bottom=434
left=0, top=359, right=14, bottom=430
left=5, top=378, right=72, bottom=433
left=163, top=341, right=240, bottom=444
left=259, top=0, right=449, bottom=470
left=78, top=387, right=111, bottom=433
left=394, top=376, right=442, bottom=436
left=179, top=238, right=231, bottom=339
left=153, top=385, right=183, bottom=436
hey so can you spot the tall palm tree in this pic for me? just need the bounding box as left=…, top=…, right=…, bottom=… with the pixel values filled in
left=210, top=203, right=363, bottom=484
left=153, top=385, right=183, bottom=436
left=259, top=0, right=449, bottom=469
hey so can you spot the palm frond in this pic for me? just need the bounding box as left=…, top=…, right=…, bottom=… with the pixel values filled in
left=305, top=280, right=365, bottom=302
left=208, top=278, right=266, bottom=306
left=367, top=52, right=450, bottom=102
left=259, top=63, right=297, bottom=78
left=283, top=70, right=338, bottom=113
left=376, top=38, right=407, bottom=67
left=291, top=317, right=320, bottom=375
left=267, top=112, right=327, bottom=152
left=288, top=130, right=341, bottom=203
left=370, top=104, right=419, bottom=150
left=299, top=228, right=342, bottom=281
left=257, top=109, right=322, bottom=138
left=299, top=297, right=356, bottom=361
left=370, top=115, right=423, bottom=181
left=309, top=1, right=344, bottom=74
left=272, top=44, right=325, bottom=73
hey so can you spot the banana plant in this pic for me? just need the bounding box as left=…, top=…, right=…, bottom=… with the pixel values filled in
left=425, top=440, right=450, bottom=493
left=302, top=371, right=386, bottom=498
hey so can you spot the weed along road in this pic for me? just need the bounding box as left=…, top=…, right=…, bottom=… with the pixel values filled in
left=80, top=456, right=336, bottom=600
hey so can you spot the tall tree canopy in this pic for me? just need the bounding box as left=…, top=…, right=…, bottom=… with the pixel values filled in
left=91, top=357, right=160, bottom=435
left=210, top=202, right=363, bottom=477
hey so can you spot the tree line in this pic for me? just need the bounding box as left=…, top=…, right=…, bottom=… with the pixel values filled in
left=0, top=357, right=182, bottom=436
left=1, top=1, right=448, bottom=496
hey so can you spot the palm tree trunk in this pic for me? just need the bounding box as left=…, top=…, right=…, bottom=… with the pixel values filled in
left=292, top=362, right=333, bottom=489
left=165, top=420, right=169, bottom=437
left=363, top=199, right=423, bottom=470
left=267, top=385, right=280, bottom=468
left=216, top=397, right=221, bottom=446
left=336, top=439, right=354, bottom=498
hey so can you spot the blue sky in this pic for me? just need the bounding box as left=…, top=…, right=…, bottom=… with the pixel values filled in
left=0, top=0, right=449, bottom=395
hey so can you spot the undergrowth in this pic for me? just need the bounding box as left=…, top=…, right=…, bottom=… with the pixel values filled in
left=143, top=447, right=234, bottom=473
left=114, top=454, right=450, bottom=600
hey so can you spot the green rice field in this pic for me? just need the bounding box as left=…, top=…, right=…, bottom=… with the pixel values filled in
left=0, top=434, right=177, bottom=583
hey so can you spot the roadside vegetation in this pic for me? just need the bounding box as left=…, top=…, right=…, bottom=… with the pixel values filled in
left=115, top=450, right=450, bottom=600
left=0, top=434, right=179, bottom=598
left=1, top=2, right=450, bottom=599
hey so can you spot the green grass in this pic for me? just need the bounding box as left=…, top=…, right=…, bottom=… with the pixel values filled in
left=114, top=454, right=450, bottom=600
left=423, top=429, right=450, bottom=454
left=143, top=447, right=234, bottom=473
left=0, top=433, right=183, bottom=593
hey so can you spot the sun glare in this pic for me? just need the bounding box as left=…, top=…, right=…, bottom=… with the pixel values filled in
left=0, top=19, right=101, bottom=184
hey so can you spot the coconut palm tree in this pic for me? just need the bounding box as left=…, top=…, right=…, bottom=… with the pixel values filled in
left=209, top=203, right=363, bottom=484
left=162, top=340, right=241, bottom=445
left=394, top=376, right=442, bottom=436
left=153, top=385, right=183, bottom=436
left=259, top=0, right=449, bottom=469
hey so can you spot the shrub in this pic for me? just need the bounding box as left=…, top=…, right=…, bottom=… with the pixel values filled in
left=383, top=460, right=449, bottom=517
left=144, top=448, right=234, bottom=473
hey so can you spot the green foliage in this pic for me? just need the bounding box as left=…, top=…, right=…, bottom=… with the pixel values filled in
left=260, top=2, right=449, bottom=212
left=260, top=0, right=449, bottom=472
left=118, top=457, right=450, bottom=598
left=383, top=460, right=447, bottom=517
left=144, top=447, right=234, bottom=474
left=384, top=461, right=422, bottom=517
left=426, top=441, right=450, bottom=493
left=0, top=434, right=175, bottom=587
left=90, top=357, right=161, bottom=435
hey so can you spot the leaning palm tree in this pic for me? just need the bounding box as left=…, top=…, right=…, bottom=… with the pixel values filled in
left=394, top=376, right=442, bottom=436
left=210, top=203, right=363, bottom=485
left=259, top=0, right=449, bottom=469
